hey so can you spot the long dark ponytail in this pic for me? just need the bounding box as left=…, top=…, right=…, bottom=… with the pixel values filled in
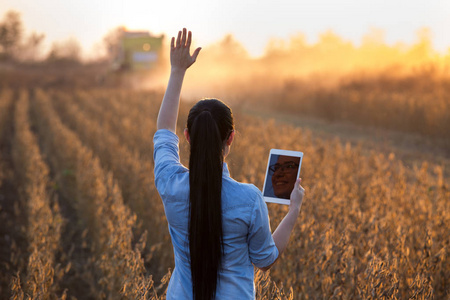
left=187, top=99, right=234, bottom=300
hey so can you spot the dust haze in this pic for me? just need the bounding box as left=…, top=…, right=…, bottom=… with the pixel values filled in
left=144, top=28, right=450, bottom=102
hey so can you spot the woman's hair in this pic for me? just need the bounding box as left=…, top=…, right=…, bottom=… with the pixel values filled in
left=186, top=99, right=234, bottom=300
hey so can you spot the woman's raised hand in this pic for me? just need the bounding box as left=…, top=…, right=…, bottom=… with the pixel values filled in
left=170, top=28, right=201, bottom=72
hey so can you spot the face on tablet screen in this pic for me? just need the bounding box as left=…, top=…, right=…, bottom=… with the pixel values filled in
left=265, top=155, right=300, bottom=200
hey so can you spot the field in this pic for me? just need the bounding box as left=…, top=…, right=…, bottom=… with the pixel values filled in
left=0, top=87, right=448, bottom=299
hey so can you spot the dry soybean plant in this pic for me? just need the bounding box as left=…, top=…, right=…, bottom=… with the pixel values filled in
left=49, top=90, right=170, bottom=275
left=30, top=90, right=158, bottom=299
left=10, top=90, right=64, bottom=299
left=230, top=112, right=449, bottom=298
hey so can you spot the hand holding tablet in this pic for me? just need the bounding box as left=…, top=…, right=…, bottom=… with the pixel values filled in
left=262, top=149, right=303, bottom=205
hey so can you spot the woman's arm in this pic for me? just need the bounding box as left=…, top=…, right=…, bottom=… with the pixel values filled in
left=259, top=178, right=305, bottom=272
left=157, top=28, right=201, bottom=132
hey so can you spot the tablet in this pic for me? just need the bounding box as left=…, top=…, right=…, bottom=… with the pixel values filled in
left=262, top=149, right=303, bottom=205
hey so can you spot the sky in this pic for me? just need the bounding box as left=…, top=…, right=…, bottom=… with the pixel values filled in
left=1, top=0, right=449, bottom=58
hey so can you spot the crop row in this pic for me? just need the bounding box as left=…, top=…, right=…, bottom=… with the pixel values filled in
left=49, top=90, right=171, bottom=275
left=0, top=88, right=17, bottom=296
left=10, top=91, right=63, bottom=298
left=30, top=90, right=157, bottom=298
left=71, top=89, right=160, bottom=160
left=0, top=89, right=13, bottom=141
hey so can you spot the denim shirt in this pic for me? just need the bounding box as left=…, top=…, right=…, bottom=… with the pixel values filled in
left=153, top=129, right=279, bottom=299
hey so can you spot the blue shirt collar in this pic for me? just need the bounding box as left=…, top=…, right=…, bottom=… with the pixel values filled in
left=223, top=162, right=230, bottom=177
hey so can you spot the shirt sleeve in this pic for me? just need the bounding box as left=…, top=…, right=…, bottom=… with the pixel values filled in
left=247, top=187, right=279, bottom=268
left=153, top=129, right=187, bottom=199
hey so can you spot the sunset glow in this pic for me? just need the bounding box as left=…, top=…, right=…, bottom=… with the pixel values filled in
left=1, top=0, right=449, bottom=58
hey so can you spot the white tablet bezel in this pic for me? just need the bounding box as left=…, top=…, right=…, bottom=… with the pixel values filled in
left=262, top=149, right=303, bottom=205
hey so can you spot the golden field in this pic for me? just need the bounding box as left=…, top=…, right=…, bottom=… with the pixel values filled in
left=0, top=86, right=448, bottom=299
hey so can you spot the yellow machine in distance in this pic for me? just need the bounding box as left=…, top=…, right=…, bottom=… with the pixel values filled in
left=112, top=30, right=164, bottom=71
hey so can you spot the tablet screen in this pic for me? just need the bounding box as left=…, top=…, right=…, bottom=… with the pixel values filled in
left=263, top=150, right=303, bottom=205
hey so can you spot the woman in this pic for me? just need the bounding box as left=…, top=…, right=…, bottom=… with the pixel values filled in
left=153, top=28, right=305, bottom=300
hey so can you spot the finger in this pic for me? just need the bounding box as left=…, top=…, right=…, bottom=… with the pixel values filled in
left=191, top=47, right=201, bottom=62
left=176, top=30, right=182, bottom=47
left=186, top=30, right=192, bottom=48
left=181, top=28, right=187, bottom=47
left=170, top=37, right=175, bottom=50
left=296, top=178, right=304, bottom=190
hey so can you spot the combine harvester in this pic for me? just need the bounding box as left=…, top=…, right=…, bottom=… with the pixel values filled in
left=107, top=28, right=165, bottom=88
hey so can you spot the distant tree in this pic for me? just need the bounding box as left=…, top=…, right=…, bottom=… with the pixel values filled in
left=202, top=34, right=249, bottom=63
left=0, top=10, right=24, bottom=60
left=407, top=27, right=433, bottom=63
left=17, top=32, right=46, bottom=62
left=47, top=37, right=82, bottom=64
